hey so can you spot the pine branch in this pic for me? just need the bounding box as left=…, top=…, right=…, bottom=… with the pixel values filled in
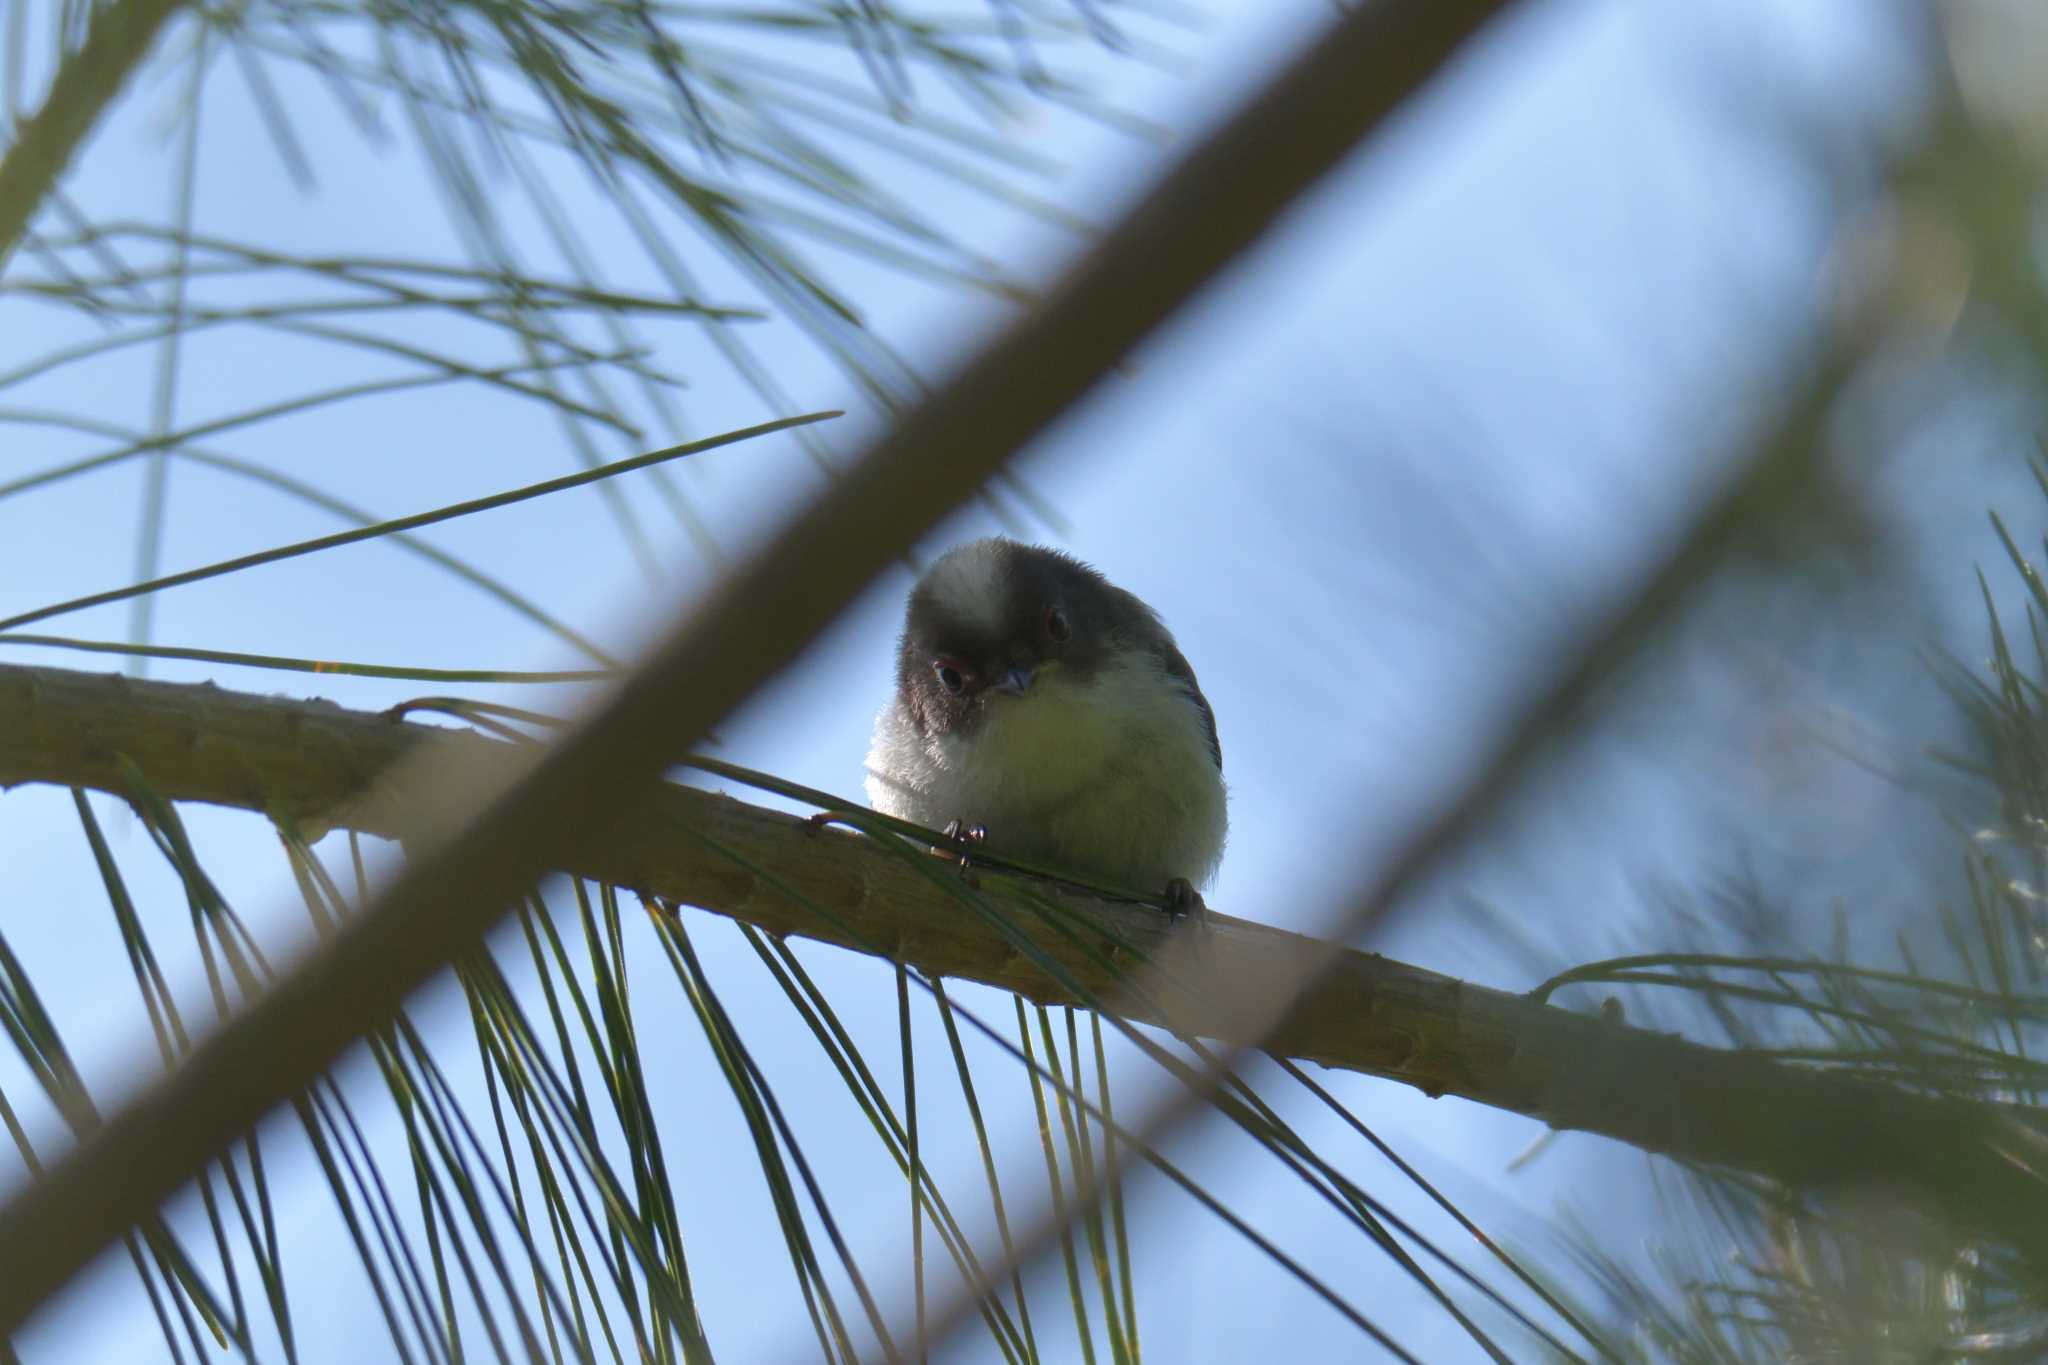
left=6, top=658, right=2048, bottom=1267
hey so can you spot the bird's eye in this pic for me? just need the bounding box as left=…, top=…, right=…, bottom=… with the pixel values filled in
left=1045, top=606, right=1071, bottom=642
left=933, top=661, right=965, bottom=694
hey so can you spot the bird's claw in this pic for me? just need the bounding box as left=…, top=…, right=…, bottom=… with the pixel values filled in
left=939, top=819, right=988, bottom=885
left=1162, top=877, right=1207, bottom=923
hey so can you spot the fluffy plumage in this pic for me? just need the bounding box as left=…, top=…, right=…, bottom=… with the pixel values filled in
left=864, top=538, right=1227, bottom=895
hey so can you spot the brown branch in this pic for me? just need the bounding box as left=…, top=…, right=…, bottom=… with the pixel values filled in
left=5, top=660, right=2047, bottom=1255
left=0, top=0, right=186, bottom=267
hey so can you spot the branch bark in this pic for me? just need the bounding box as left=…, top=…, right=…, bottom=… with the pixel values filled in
left=6, top=659, right=2047, bottom=1256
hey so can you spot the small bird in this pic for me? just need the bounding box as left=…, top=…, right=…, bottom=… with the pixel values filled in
left=864, top=538, right=1227, bottom=910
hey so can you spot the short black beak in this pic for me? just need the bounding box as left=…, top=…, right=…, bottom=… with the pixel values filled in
left=996, top=666, right=1035, bottom=696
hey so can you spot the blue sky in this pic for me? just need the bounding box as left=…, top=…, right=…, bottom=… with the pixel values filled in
left=0, top=0, right=1996, bottom=1360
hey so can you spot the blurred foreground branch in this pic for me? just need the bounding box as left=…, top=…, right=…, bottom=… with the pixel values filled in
left=7, top=659, right=2048, bottom=1261
left=0, top=0, right=1523, bottom=1328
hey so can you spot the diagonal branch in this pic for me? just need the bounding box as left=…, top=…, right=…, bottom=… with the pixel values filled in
left=0, top=0, right=1521, bottom=1330
left=4, top=660, right=2047, bottom=1249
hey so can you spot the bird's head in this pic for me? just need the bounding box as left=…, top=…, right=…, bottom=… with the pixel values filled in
left=895, top=538, right=1139, bottom=737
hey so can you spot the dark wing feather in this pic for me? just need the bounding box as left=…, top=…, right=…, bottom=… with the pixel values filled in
left=1156, top=640, right=1222, bottom=772
left=1099, top=581, right=1222, bottom=772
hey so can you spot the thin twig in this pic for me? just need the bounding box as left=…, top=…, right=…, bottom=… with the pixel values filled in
left=0, top=0, right=186, bottom=268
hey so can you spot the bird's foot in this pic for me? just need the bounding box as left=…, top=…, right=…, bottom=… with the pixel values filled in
left=1162, top=877, right=1208, bottom=923
left=939, top=819, right=988, bottom=885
